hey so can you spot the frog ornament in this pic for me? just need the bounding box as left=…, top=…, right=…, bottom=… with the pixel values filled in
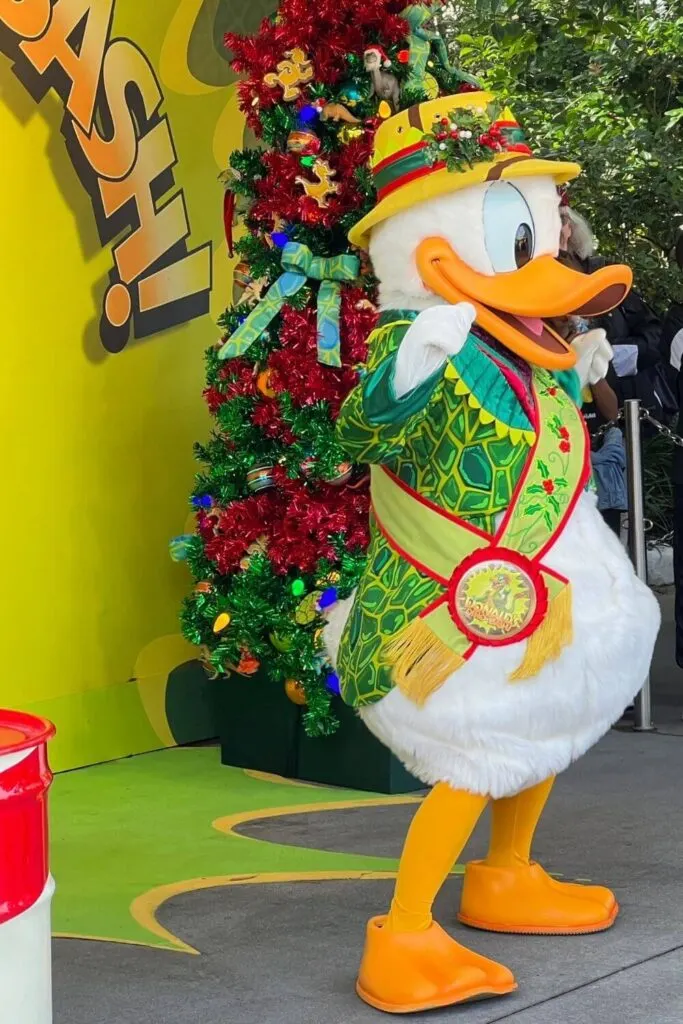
left=325, top=91, right=660, bottom=1014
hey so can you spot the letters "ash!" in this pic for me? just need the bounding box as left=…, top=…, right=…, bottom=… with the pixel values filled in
left=0, top=0, right=212, bottom=351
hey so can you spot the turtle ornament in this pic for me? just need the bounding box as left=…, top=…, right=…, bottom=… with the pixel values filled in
left=324, top=91, right=660, bottom=1014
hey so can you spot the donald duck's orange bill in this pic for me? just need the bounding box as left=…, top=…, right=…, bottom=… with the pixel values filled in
left=416, top=237, right=633, bottom=371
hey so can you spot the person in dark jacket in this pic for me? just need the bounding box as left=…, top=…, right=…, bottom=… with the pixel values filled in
left=558, top=207, right=665, bottom=417
left=663, top=236, right=683, bottom=668
left=554, top=208, right=627, bottom=535
left=596, top=287, right=664, bottom=412
left=661, top=236, right=683, bottom=389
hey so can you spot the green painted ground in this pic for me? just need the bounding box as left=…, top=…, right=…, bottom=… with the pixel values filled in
left=50, top=747, right=406, bottom=951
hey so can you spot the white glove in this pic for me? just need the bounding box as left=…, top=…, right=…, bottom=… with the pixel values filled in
left=392, top=303, right=476, bottom=399
left=571, top=328, right=613, bottom=387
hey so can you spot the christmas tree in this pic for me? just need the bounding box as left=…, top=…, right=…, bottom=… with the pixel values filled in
left=178, top=0, right=478, bottom=738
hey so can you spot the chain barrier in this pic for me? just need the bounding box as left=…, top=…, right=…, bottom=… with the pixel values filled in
left=592, top=406, right=683, bottom=448
left=590, top=412, right=623, bottom=443
left=590, top=407, right=683, bottom=537
left=640, top=410, right=683, bottom=449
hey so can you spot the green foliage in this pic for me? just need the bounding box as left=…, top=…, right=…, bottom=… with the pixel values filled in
left=423, top=103, right=502, bottom=170
left=441, top=0, right=683, bottom=310
left=642, top=432, right=675, bottom=541
left=258, top=103, right=299, bottom=147
left=180, top=540, right=367, bottom=737
left=278, top=394, right=350, bottom=480
left=227, top=149, right=264, bottom=197
left=228, top=234, right=281, bottom=283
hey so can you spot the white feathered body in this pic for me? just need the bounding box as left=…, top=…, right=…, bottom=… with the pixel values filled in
left=325, top=491, right=659, bottom=798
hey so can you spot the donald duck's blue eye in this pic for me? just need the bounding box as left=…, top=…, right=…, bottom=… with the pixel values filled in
left=482, top=182, right=535, bottom=273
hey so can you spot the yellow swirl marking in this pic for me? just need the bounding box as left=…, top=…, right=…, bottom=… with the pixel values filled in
left=212, top=86, right=242, bottom=167
left=243, top=769, right=319, bottom=787
left=212, top=794, right=421, bottom=841
left=159, top=0, right=219, bottom=96
left=127, top=793, right=422, bottom=953
left=129, top=870, right=401, bottom=955
left=133, top=634, right=197, bottom=747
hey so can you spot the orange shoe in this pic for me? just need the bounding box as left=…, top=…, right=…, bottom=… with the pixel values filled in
left=458, top=861, right=619, bottom=935
left=546, top=874, right=616, bottom=914
left=356, top=915, right=516, bottom=1014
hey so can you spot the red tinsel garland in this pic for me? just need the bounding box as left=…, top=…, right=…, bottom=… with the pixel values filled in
left=226, top=0, right=416, bottom=130
left=268, top=468, right=370, bottom=572
left=203, top=358, right=257, bottom=412
left=227, top=0, right=409, bottom=81
left=203, top=477, right=370, bottom=577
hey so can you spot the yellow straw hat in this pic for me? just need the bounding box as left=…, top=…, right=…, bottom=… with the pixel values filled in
left=348, top=91, right=580, bottom=250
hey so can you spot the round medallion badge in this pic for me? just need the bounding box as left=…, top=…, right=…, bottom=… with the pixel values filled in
left=447, top=548, right=548, bottom=646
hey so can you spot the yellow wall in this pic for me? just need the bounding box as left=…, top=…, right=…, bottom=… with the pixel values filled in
left=0, top=0, right=256, bottom=770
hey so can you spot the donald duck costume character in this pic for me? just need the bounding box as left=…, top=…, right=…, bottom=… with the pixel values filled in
left=325, top=91, right=660, bottom=1013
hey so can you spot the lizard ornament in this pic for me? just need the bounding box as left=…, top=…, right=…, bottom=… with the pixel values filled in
left=401, top=1, right=480, bottom=97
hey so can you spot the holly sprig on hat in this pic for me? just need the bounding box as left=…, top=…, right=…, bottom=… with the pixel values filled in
left=423, top=103, right=506, bottom=172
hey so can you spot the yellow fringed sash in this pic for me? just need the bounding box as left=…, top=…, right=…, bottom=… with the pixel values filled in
left=385, top=617, right=467, bottom=706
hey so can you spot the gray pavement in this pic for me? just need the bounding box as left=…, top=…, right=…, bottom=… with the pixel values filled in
left=53, top=592, right=683, bottom=1024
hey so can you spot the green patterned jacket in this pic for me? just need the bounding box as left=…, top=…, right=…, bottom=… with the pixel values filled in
left=335, top=309, right=582, bottom=708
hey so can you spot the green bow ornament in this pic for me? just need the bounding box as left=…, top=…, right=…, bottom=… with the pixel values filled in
left=218, top=242, right=359, bottom=368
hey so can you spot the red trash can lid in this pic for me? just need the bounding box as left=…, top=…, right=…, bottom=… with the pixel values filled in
left=0, top=709, right=55, bottom=755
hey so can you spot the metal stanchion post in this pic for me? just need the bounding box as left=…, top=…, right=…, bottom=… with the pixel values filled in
left=624, top=399, right=655, bottom=732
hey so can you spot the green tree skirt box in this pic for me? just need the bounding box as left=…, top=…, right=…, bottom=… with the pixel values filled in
left=215, top=672, right=301, bottom=778
left=215, top=677, right=422, bottom=794
left=297, top=700, right=423, bottom=795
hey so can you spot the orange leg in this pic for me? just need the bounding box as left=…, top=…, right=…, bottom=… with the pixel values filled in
left=356, top=783, right=516, bottom=1014
left=458, top=777, right=618, bottom=935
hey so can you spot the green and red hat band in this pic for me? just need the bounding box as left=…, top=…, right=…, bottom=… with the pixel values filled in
left=374, top=142, right=440, bottom=200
